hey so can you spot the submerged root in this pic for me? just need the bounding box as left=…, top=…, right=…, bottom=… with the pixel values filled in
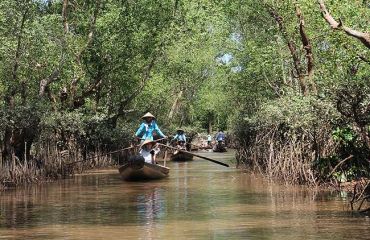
left=236, top=123, right=336, bottom=186
left=348, top=179, right=370, bottom=215
left=0, top=146, right=118, bottom=190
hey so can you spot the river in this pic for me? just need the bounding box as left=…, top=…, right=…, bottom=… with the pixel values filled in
left=0, top=151, right=369, bottom=239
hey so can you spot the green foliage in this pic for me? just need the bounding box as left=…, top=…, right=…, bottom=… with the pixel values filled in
left=226, top=0, right=369, bottom=184
left=39, top=109, right=131, bottom=151
left=40, top=111, right=86, bottom=139
left=332, top=127, right=357, bottom=146
left=0, top=0, right=369, bottom=186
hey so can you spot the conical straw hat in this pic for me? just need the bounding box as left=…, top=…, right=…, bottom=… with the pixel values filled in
left=141, top=112, right=155, bottom=119
left=140, top=139, right=155, bottom=148
left=177, top=128, right=184, bottom=132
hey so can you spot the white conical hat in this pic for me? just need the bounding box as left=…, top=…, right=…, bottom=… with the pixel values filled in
left=140, top=139, right=155, bottom=148
left=141, top=112, right=155, bottom=119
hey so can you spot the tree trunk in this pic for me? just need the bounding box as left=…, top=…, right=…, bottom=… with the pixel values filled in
left=168, top=90, right=183, bottom=120
left=295, top=3, right=317, bottom=94
left=2, top=7, right=29, bottom=163
left=208, top=121, right=212, bottom=134
left=62, top=0, right=69, bottom=34
left=267, top=5, right=309, bottom=95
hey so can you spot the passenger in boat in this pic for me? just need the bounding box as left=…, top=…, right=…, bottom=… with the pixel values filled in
left=214, top=130, right=227, bottom=152
left=139, top=140, right=160, bottom=164
left=215, top=130, right=225, bottom=142
left=173, top=128, right=187, bottom=149
left=173, top=129, right=186, bottom=142
left=135, top=112, right=167, bottom=142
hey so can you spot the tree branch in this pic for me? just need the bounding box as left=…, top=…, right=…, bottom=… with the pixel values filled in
left=12, top=7, right=29, bottom=87
left=267, top=5, right=308, bottom=95
left=72, top=64, right=104, bottom=109
left=76, top=0, right=101, bottom=63
left=295, top=3, right=317, bottom=94
left=69, top=0, right=102, bottom=106
left=358, top=55, right=370, bottom=64
left=39, top=51, right=65, bottom=98
left=62, top=0, right=69, bottom=34
left=318, top=0, right=370, bottom=49
left=110, top=55, right=158, bottom=125
left=327, top=155, right=354, bottom=178
left=173, top=0, right=179, bottom=16
left=39, top=69, right=60, bottom=96
left=6, top=6, right=29, bottom=109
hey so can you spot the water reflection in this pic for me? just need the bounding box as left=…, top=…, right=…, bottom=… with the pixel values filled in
left=132, top=186, right=165, bottom=239
left=135, top=186, right=165, bottom=221
left=0, top=152, right=369, bottom=240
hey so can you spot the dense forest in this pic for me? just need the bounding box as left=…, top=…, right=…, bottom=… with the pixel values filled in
left=0, top=0, right=369, bottom=209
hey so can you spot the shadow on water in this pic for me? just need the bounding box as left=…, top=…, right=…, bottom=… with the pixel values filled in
left=0, top=151, right=369, bottom=239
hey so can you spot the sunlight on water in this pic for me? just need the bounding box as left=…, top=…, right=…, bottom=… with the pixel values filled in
left=0, top=151, right=369, bottom=239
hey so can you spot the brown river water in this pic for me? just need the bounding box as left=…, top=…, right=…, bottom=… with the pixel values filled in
left=0, top=151, right=369, bottom=239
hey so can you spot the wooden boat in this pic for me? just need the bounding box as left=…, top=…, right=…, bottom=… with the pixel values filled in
left=170, top=150, right=194, bottom=161
left=118, top=156, right=169, bottom=181
left=212, top=141, right=227, bottom=152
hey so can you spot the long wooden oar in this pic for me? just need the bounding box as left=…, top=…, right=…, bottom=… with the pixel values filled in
left=64, top=146, right=136, bottom=166
left=65, top=138, right=167, bottom=165
left=157, top=143, right=229, bottom=167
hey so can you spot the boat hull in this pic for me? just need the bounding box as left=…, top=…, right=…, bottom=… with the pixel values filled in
left=213, top=142, right=227, bottom=152
left=170, top=151, right=194, bottom=161
left=119, top=157, right=169, bottom=181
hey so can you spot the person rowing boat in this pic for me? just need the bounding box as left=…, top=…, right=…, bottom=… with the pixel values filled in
left=135, top=112, right=167, bottom=142
left=172, top=128, right=187, bottom=149
left=170, top=128, right=193, bottom=161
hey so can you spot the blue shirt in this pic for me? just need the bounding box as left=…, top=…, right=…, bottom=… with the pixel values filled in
left=173, top=133, right=186, bottom=142
left=135, top=121, right=166, bottom=140
left=215, top=132, right=225, bottom=141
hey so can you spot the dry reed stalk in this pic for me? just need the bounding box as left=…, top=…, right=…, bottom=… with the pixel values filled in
left=237, top=123, right=337, bottom=185
left=0, top=140, right=121, bottom=190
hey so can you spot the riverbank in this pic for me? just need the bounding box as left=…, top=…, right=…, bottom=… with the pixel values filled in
left=232, top=93, right=369, bottom=214
left=0, top=153, right=119, bottom=191
left=236, top=152, right=370, bottom=215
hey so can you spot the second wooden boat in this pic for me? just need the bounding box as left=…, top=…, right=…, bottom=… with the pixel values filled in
left=170, top=150, right=194, bottom=161
left=118, top=156, right=169, bottom=181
